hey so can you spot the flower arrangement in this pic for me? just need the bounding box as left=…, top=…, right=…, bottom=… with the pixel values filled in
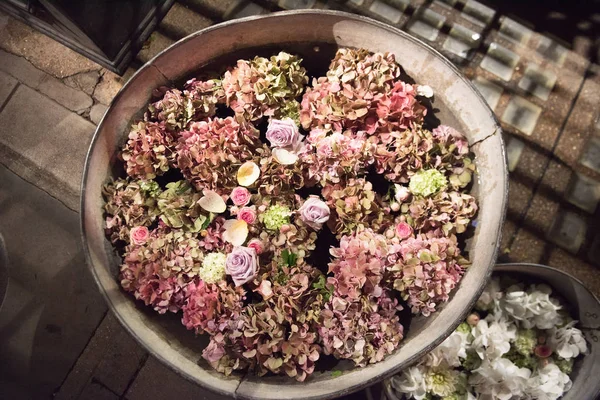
left=389, top=277, right=588, bottom=400
left=103, top=48, right=478, bottom=381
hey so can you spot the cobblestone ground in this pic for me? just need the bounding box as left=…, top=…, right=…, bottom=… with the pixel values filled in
left=0, top=1, right=599, bottom=399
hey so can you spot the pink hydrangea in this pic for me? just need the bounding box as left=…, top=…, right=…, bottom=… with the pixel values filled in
left=318, top=290, right=404, bottom=367
left=176, top=117, right=260, bottom=192
left=121, top=121, right=176, bottom=179
left=390, top=233, right=467, bottom=316
left=328, top=228, right=390, bottom=300
left=199, top=216, right=231, bottom=252
left=181, top=279, right=245, bottom=335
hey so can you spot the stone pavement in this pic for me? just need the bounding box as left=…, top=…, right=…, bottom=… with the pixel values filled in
left=0, top=1, right=599, bottom=399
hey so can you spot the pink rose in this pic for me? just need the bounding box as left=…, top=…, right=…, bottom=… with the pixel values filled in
left=266, top=118, right=300, bottom=148
left=230, top=187, right=251, bottom=206
left=130, top=226, right=149, bottom=245
left=298, top=196, right=330, bottom=230
left=247, top=238, right=264, bottom=254
left=226, top=246, right=258, bottom=287
left=395, top=222, right=413, bottom=239
left=237, top=206, right=257, bottom=224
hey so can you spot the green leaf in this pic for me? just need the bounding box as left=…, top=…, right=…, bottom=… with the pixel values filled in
left=331, top=370, right=343, bottom=378
left=281, top=249, right=297, bottom=267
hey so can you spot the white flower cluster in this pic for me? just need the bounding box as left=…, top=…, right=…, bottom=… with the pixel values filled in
left=390, top=277, right=588, bottom=400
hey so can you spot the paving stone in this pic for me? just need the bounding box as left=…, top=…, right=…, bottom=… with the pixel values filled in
left=548, top=248, right=600, bottom=298
left=498, top=17, right=533, bottom=46
left=0, top=16, right=99, bottom=78
left=536, top=36, right=568, bottom=67
left=588, top=233, right=600, bottom=266
left=480, top=42, right=520, bottom=81
left=160, top=3, right=213, bottom=40
left=0, top=69, right=17, bottom=106
left=231, top=2, right=269, bottom=18
left=93, top=71, right=125, bottom=106
left=507, top=177, right=534, bottom=218
left=278, top=0, right=317, bottom=9
left=461, top=0, right=495, bottom=27
left=0, top=165, right=107, bottom=398
left=0, top=48, right=46, bottom=88
left=524, top=193, right=560, bottom=233
left=369, top=1, right=403, bottom=24
left=555, top=75, right=600, bottom=173
left=137, top=32, right=176, bottom=65
left=565, top=173, right=600, bottom=213
left=0, top=85, right=94, bottom=210
left=63, top=70, right=101, bottom=96
left=499, top=218, right=518, bottom=255
left=518, top=63, right=557, bottom=101
left=56, top=313, right=147, bottom=399
left=408, top=9, right=446, bottom=41
left=504, top=134, right=525, bottom=172
left=471, top=76, right=503, bottom=110
left=126, top=357, right=230, bottom=400
left=182, top=0, right=241, bottom=19
left=509, top=227, right=546, bottom=264
left=78, top=381, right=119, bottom=400
left=538, top=158, right=573, bottom=196
left=501, top=95, right=542, bottom=135
left=547, top=210, right=587, bottom=254
left=38, top=75, right=93, bottom=112
left=581, top=136, right=600, bottom=174
left=90, top=103, right=109, bottom=125
left=444, top=24, right=481, bottom=59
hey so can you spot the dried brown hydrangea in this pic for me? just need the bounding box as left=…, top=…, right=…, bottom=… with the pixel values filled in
left=103, top=178, right=160, bottom=243
left=176, top=117, right=261, bottom=193
left=222, top=52, right=308, bottom=121
left=156, top=180, right=212, bottom=232
left=322, top=178, right=385, bottom=237
left=147, top=79, right=224, bottom=131
left=121, top=121, right=176, bottom=180
left=400, top=190, right=478, bottom=235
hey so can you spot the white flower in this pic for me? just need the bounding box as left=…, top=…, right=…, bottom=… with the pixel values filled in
left=425, top=366, right=462, bottom=397
left=501, top=284, right=531, bottom=321
left=426, top=331, right=469, bottom=368
left=547, top=320, right=588, bottom=359
left=471, top=315, right=516, bottom=360
left=522, top=284, right=563, bottom=329
left=390, top=365, right=428, bottom=400
left=416, top=84, right=434, bottom=98
left=469, top=358, right=530, bottom=400
left=476, top=277, right=503, bottom=312
left=525, top=363, right=572, bottom=400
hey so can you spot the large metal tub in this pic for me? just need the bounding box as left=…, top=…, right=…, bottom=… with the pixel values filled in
left=81, top=10, right=507, bottom=399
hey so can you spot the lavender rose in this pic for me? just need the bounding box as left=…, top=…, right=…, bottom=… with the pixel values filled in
left=298, top=196, right=330, bottom=230
left=266, top=118, right=300, bottom=148
left=225, top=246, right=258, bottom=287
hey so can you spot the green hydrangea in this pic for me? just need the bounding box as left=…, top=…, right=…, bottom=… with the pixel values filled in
left=261, top=204, right=292, bottom=231
left=456, top=322, right=471, bottom=334
left=462, top=350, right=481, bottom=371
left=139, top=180, right=161, bottom=197
left=199, top=252, right=226, bottom=284
left=505, top=348, right=537, bottom=370
left=554, top=357, right=574, bottom=374
left=409, top=169, right=447, bottom=197
left=514, top=329, right=537, bottom=356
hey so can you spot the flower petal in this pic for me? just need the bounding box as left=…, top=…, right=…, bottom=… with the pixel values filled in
left=272, top=148, right=298, bottom=165
left=198, top=190, right=227, bottom=213
left=222, top=219, right=248, bottom=246
left=237, top=161, right=260, bottom=186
